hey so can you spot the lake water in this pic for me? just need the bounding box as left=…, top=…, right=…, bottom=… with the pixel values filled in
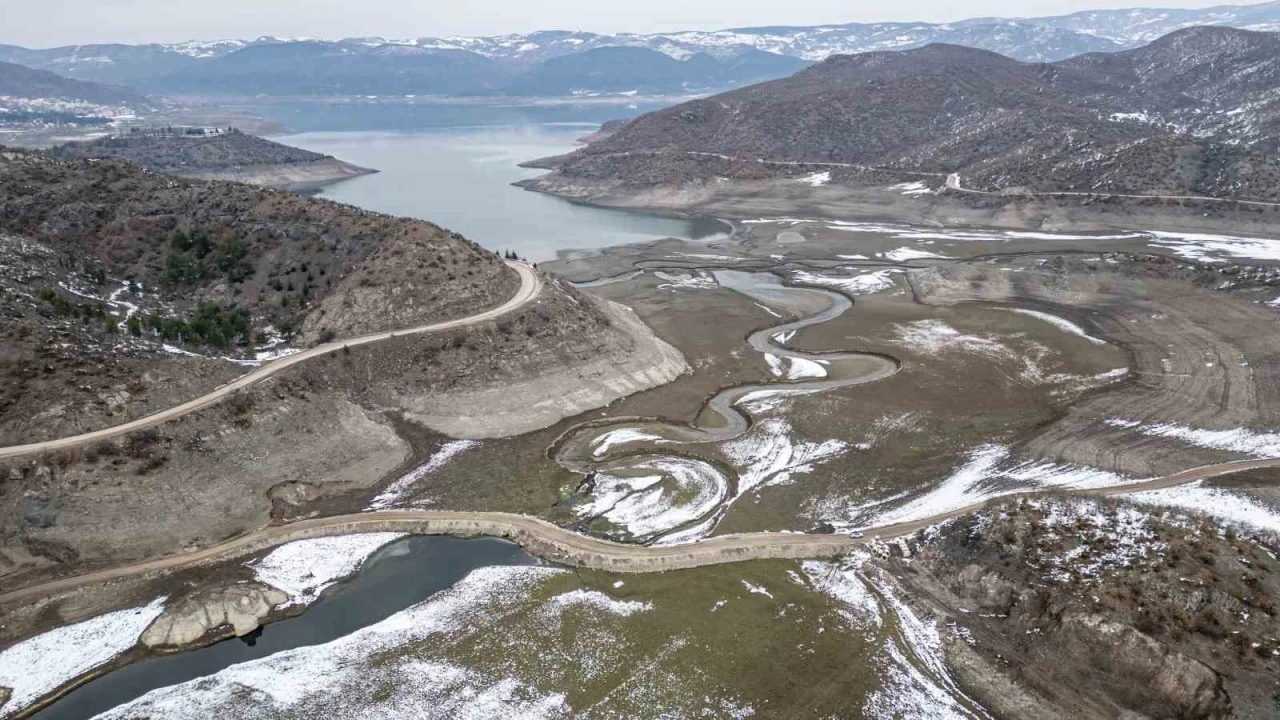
left=33, top=536, right=537, bottom=720
left=278, top=125, right=730, bottom=261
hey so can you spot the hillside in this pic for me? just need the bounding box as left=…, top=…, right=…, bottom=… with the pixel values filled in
left=0, top=61, right=150, bottom=106
left=48, top=130, right=375, bottom=189
left=528, top=27, right=1280, bottom=203
left=0, top=60, right=157, bottom=128
left=893, top=495, right=1280, bottom=719
left=0, top=148, right=512, bottom=335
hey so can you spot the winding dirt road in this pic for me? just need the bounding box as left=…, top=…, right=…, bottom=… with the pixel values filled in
left=3, top=454, right=1273, bottom=607
left=0, top=261, right=541, bottom=461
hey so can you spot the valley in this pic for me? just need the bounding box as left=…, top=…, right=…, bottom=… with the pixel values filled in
left=2, top=8, right=1280, bottom=720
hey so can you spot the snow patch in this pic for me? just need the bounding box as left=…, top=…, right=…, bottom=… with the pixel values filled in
left=0, top=597, right=167, bottom=716
left=793, top=269, right=900, bottom=295
left=882, top=247, right=949, bottom=262
left=94, top=567, right=571, bottom=720
left=368, top=441, right=478, bottom=510
left=798, top=171, right=831, bottom=187
left=592, top=429, right=664, bottom=458
left=250, top=533, right=407, bottom=606
left=722, top=418, right=851, bottom=496
left=1008, top=309, right=1107, bottom=345
left=1129, top=480, right=1280, bottom=535
left=545, top=589, right=652, bottom=617
left=1105, top=418, right=1280, bottom=458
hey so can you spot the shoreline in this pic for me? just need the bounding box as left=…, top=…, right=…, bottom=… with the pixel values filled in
left=179, top=157, right=377, bottom=191
left=516, top=173, right=1280, bottom=245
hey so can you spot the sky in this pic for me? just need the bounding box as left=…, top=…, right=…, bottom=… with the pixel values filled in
left=2, top=0, right=1254, bottom=47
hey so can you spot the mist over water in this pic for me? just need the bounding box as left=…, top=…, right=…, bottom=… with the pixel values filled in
left=278, top=124, right=730, bottom=261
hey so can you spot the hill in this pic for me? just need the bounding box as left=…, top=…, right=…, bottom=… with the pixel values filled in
left=527, top=27, right=1280, bottom=203
left=49, top=130, right=374, bottom=189
left=0, top=60, right=151, bottom=106
left=0, top=148, right=514, bottom=342
left=0, top=60, right=157, bottom=127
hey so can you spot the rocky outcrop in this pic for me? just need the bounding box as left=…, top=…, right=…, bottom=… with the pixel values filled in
left=141, top=583, right=288, bottom=648
left=1058, top=613, right=1231, bottom=720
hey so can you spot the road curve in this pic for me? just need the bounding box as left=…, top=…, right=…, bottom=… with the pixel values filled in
left=0, top=261, right=541, bottom=461
left=3, top=453, right=1275, bottom=607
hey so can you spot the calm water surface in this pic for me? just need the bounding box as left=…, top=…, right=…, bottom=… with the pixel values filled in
left=34, top=536, right=537, bottom=720
left=278, top=125, right=730, bottom=261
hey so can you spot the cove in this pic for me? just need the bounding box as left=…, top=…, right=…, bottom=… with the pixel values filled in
left=32, top=536, right=537, bottom=720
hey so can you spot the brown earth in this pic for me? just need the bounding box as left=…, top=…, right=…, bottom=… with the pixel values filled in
left=891, top=495, right=1279, bottom=719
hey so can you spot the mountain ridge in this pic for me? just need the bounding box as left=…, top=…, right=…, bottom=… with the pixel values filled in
left=530, top=26, right=1280, bottom=203
left=4, top=2, right=1280, bottom=95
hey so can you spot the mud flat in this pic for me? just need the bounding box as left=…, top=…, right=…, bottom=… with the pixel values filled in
left=401, top=295, right=689, bottom=439
left=181, top=157, right=376, bottom=190
left=522, top=173, right=1280, bottom=243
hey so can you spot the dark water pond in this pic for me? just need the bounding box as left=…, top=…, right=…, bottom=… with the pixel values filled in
left=34, top=536, right=536, bottom=720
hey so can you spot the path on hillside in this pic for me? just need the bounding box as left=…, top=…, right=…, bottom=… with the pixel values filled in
left=4, top=454, right=1274, bottom=607
left=0, top=261, right=541, bottom=461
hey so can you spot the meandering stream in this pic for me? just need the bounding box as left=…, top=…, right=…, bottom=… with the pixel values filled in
left=554, top=269, right=900, bottom=544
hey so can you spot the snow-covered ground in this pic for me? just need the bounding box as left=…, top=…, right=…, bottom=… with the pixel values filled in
left=368, top=441, right=478, bottom=510
left=882, top=247, right=949, bottom=262
left=1105, top=418, right=1280, bottom=458
left=889, top=181, right=933, bottom=196
left=0, top=597, right=167, bottom=717
left=543, top=589, right=652, bottom=618
left=574, top=458, right=730, bottom=540
left=653, top=270, right=719, bottom=290
left=722, top=417, right=851, bottom=497
left=592, top=429, right=665, bottom=458
left=1032, top=498, right=1167, bottom=585
left=800, top=555, right=987, bottom=719
left=792, top=269, right=901, bottom=295
left=249, top=533, right=407, bottom=606
left=798, top=171, right=831, bottom=187
left=765, top=353, right=829, bottom=380
left=1148, top=230, right=1280, bottom=263
left=94, top=567, right=573, bottom=720
left=830, top=444, right=1135, bottom=529
left=1129, top=480, right=1280, bottom=535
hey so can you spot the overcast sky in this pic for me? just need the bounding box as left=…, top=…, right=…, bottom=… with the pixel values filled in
left=2, top=0, right=1249, bottom=47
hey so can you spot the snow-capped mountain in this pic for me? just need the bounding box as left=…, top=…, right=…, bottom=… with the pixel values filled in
left=2, top=1, right=1280, bottom=95
left=401, top=1, right=1280, bottom=63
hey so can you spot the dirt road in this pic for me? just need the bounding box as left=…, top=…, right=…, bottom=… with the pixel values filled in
left=0, top=262, right=541, bottom=461
left=3, top=453, right=1272, bottom=607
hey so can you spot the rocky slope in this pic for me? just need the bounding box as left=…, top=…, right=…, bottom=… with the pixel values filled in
left=48, top=130, right=374, bottom=189
left=0, top=148, right=691, bottom=592
left=890, top=495, right=1279, bottom=719
left=0, top=148, right=516, bottom=442
left=529, top=27, right=1280, bottom=204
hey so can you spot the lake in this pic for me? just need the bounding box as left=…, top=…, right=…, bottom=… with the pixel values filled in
left=278, top=125, right=730, bottom=261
